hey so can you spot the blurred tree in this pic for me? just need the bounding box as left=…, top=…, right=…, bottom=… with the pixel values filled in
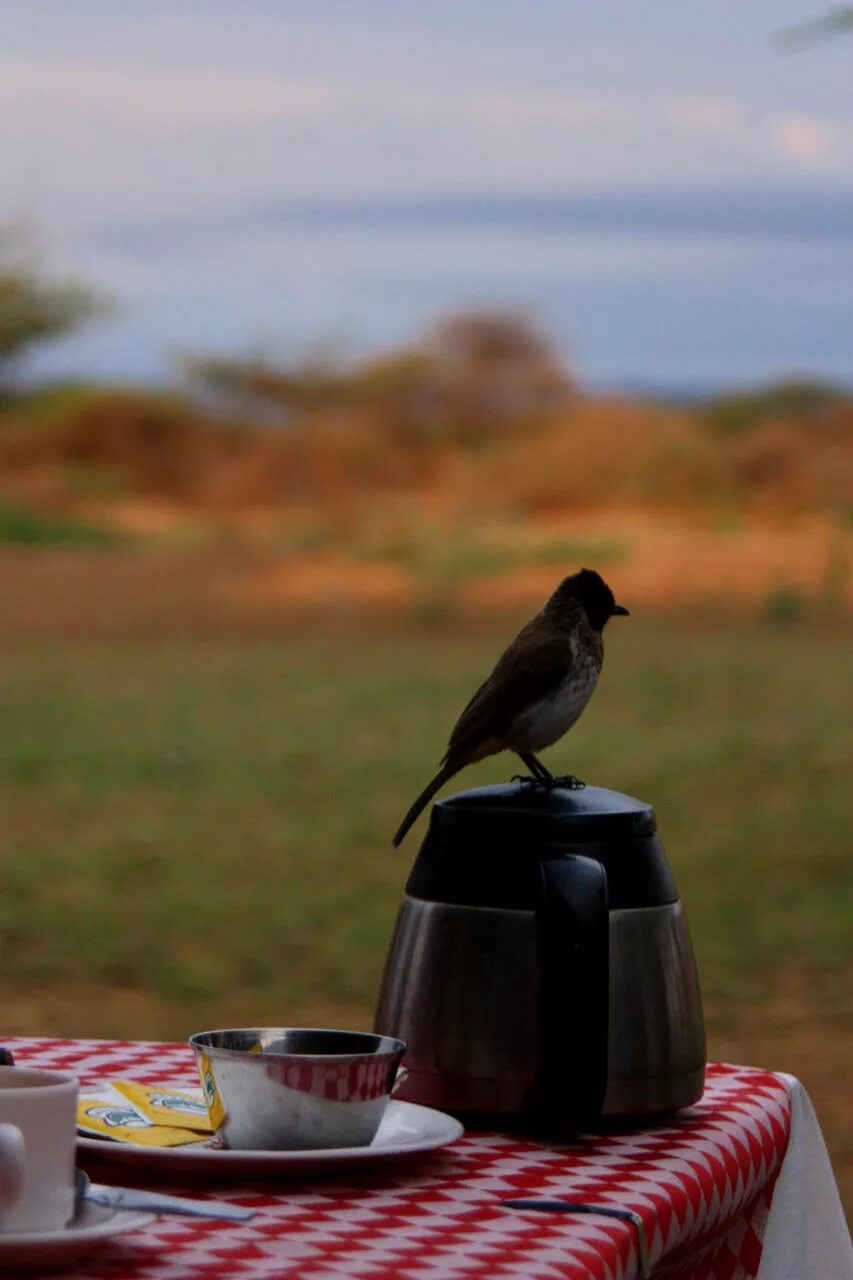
left=187, top=309, right=573, bottom=440
left=776, top=7, right=853, bottom=47
left=0, top=227, right=104, bottom=385
left=419, top=310, right=573, bottom=437
left=185, top=350, right=348, bottom=418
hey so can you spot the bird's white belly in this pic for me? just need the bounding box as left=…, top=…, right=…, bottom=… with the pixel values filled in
left=508, top=664, right=599, bottom=752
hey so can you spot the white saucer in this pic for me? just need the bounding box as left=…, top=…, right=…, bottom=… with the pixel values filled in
left=78, top=1099, right=464, bottom=1177
left=0, top=1201, right=155, bottom=1270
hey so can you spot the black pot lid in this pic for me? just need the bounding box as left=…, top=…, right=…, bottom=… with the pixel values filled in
left=432, top=782, right=656, bottom=840
left=405, top=782, right=673, bottom=911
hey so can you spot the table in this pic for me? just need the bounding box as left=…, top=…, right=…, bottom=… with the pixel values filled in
left=7, top=1038, right=852, bottom=1280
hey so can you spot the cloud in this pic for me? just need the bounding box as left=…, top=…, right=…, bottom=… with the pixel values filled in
left=0, top=59, right=338, bottom=127
left=663, top=96, right=743, bottom=132
left=773, top=115, right=833, bottom=163
left=85, top=185, right=853, bottom=262
left=1, top=48, right=851, bottom=244
left=468, top=89, right=744, bottom=135
left=469, top=89, right=610, bottom=128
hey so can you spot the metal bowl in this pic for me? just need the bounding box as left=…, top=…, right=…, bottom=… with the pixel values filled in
left=189, top=1028, right=406, bottom=1151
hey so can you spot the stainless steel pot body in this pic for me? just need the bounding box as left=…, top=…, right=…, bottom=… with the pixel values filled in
left=375, top=894, right=706, bottom=1116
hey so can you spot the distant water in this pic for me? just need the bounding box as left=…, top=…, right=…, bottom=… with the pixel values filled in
left=28, top=186, right=853, bottom=392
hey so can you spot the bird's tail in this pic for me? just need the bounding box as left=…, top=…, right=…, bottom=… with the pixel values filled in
left=392, top=763, right=460, bottom=848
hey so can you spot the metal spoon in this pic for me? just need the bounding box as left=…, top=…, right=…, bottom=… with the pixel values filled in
left=74, top=1169, right=255, bottom=1222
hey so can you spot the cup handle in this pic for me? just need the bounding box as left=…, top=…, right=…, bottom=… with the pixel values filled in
left=0, top=1124, right=25, bottom=1221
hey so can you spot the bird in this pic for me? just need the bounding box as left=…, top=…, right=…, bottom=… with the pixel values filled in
left=392, top=568, right=629, bottom=847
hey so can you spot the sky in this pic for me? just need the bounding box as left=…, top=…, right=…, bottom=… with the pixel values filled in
left=1, top=1, right=851, bottom=389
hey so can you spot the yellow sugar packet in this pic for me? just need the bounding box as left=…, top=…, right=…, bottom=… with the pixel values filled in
left=77, top=1096, right=210, bottom=1147
left=195, top=1051, right=227, bottom=1130
left=110, top=1081, right=212, bottom=1133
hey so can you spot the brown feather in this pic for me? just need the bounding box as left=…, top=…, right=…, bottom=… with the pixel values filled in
left=391, top=762, right=460, bottom=848
left=443, top=617, right=578, bottom=769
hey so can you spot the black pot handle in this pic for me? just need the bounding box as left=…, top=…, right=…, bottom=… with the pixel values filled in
left=525, top=855, right=609, bottom=1130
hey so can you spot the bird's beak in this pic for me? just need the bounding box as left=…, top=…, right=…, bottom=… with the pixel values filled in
left=612, top=604, right=630, bottom=617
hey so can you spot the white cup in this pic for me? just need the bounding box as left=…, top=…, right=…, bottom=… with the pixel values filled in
left=0, top=1067, right=78, bottom=1233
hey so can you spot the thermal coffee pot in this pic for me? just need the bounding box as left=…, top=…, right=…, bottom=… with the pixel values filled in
left=375, top=783, right=706, bottom=1127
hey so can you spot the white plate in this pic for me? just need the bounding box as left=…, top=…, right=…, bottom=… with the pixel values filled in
left=78, top=1099, right=464, bottom=1177
left=0, top=1201, right=155, bottom=1271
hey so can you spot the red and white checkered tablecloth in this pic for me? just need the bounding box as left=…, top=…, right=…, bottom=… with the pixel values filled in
left=7, top=1038, right=793, bottom=1280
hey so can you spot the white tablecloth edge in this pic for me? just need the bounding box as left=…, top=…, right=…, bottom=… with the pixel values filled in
left=756, top=1073, right=853, bottom=1279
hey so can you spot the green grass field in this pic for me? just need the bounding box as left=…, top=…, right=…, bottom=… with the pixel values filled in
left=0, top=612, right=850, bottom=1209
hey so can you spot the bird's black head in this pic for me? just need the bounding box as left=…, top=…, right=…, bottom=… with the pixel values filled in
left=550, top=568, right=630, bottom=631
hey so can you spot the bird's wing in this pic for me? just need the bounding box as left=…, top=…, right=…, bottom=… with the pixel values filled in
left=444, top=622, right=575, bottom=767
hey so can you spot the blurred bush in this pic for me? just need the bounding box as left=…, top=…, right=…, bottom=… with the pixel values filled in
left=0, top=308, right=850, bottom=534
left=723, top=401, right=853, bottom=514
left=0, top=498, right=119, bottom=547
left=760, top=583, right=806, bottom=626
left=703, top=380, right=844, bottom=436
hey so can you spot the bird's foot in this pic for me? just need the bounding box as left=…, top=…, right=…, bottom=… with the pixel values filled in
left=510, top=772, right=585, bottom=791
left=550, top=774, right=586, bottom=790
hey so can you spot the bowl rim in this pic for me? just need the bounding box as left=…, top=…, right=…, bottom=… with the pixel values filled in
left=188, top=1027, right=407, bottom=1063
